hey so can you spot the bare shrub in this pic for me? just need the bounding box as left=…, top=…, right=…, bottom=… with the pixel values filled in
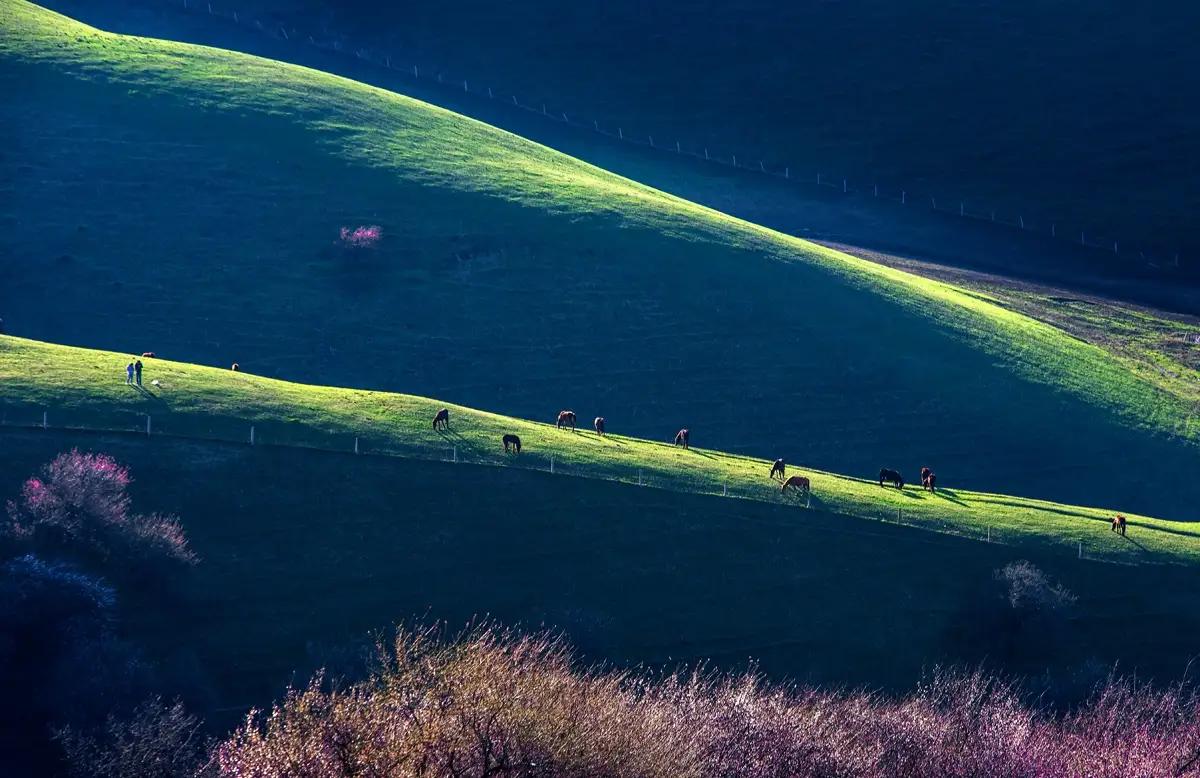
left=211, top=624, right=1200, bottom=777
left=56, top=697, right=208, bottom=778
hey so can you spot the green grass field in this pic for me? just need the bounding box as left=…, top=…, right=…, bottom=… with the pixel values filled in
left=86, top=0, right=1200, bottom=258
left=2, top=0, right=1198, bottom=522
left=4, top=335, right=1199, bottom=566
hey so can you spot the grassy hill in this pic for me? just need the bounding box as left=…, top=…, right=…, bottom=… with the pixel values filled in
left=3, top=335, right=1199, bottom=566
left=6, top=403, right=1200, bottom=719
left=81, top=0, right=1200, bottom=260
left=1, top=0, right=1198, bottom=520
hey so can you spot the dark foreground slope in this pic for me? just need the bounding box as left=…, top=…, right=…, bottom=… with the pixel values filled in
left=4, top=428, right=1200, bottom=721
left=1, top=1, right=1197, bottom=519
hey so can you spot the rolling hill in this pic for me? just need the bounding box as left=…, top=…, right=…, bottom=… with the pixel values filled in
left=3, top=335, right=1198, bottom=565
left=1, top=0, right=1198, bottom=520
left=5, top=337, right=1200, bottom=717
left=53, top=0, right=1200, bottom=261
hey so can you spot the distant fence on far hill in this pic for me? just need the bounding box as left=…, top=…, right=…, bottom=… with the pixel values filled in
left=122, top=0, right=1192, bottom=273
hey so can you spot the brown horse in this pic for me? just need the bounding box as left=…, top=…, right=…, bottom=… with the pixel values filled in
left=674, top=429, right=690, bottom=449
left=770, top=459, right=786, bottom=480
left=141, top=351, right=156, bottom=358
left=781, top=475, right=811, bottom=495
left=432, top=408, right=450, bottom=431
left=557, top=410, right=577, bottom=431
left=503, top=434, right=522, bottom=454
left=920, top=467, right=936, bottom=492
left=879, top=468, right=904, bottom=489
left=1111, top=514, right=1127, bottom=536
left=594, top=416, right=606, bottom=436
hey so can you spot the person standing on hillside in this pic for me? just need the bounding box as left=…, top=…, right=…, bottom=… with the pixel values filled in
left=135, top=359, right=144, bottom=387
left=125, top=361, right=135, bottom=385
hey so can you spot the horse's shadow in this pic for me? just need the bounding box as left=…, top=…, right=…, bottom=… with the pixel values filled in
left=932, top=488, right=967, bottom=506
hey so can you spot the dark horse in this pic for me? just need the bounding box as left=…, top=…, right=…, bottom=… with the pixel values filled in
left=920, top=467, right=936, bottom=492
left=557, top=410, right=577, bottom=431
left=770, top=458, right=786, bottom=480
left=879, top=468, right=904, bottom=489
left=781, top=474, right=810, bottom=495
left=594, top=416, right=606, bottom=436
left=1111, top=514, right=1127, bottom=536
left=674, top=429, right=690, bottom=449
left=503, top=434, right=522, bottom=454
left=432, top=408, right=450, bottom=431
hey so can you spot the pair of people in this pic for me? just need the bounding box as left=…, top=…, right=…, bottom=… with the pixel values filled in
left=125, top=359, right=144, bottom=386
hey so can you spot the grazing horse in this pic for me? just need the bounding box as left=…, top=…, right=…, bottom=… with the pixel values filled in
left=230, top=363, right=240, bottom=372
left=503, top=434, right=522, bottom=454
left=781, top=475, right=811, bottom=495
left=557, top=410, right=577, bottom=431
left=920, top=467, right=936, bottom=492
left=141, top=351, right=156, bottom=358
left=432, top=408, right=450, bottom=431
left=674, top=429, right=690, bottom=449
left=770, top=459, right=787, bottom=480
left=594, top=416, right=606, bottom=436
left=879, top=468, right=904, bottom=489
left=1111, top=514, right=1127, bottom=536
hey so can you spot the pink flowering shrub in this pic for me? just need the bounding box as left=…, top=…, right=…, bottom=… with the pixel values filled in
left=213, top=625, right=1200, bottom=777
left=4, top=450, right=196, bottom=569
left=339, top=224, right=382, bottom=250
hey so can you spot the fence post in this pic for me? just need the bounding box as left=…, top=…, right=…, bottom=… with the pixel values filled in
left=1078, top=540, right=1083, bottom=559
left=638, top=469, right=643, bottom=486
left=901, top=191, right=906, bottom=205
left=488, top=87, right=493, bottom=98
left=785, top=166, right=789, bottom=179
left=414, top=65, right=419, bottom=78
left=146, top=415, right=151, bottom=437
left=987, top=525, right=991, bottom=543
left=733, top=155, right=737, bottom=167
left=43, top=411, right=47, bottom=429
left=930, top=196, right=936, bottom=209
left=453, top=445, right=458, bottom=463
left=550, top=456, right=554, bottom=474
left=594, top=120, right=599, bottom=131
left=704, top=147, right=709, bottom=160
left=897, top=507, right=902, bottom=523
left=676, top=140, right=681, bottom=153
left=463, top=80, right=468, bottom=92
left=1113, top=241, right=1119, bottom=254
left=562, top=112, right=568, bottom=122
left=843, top=178, right=847, bottom=193
left=618, top=128, right=623, bottom=140
left=354, top=436, right=359, bottom=454
left=1019, top=215, right=1025, bottom=229
left=649, top=136, right=655, bottom=147
left=816, top=173, right=821, bottom=184
left=722, top=482, right=727, bottom=497
left=960, top=201, right=964, bottom=216
left=250, top=426, right=255, bottom=446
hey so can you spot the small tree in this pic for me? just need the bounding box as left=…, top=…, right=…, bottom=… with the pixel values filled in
left=4, top=450, right=197, bottom=570
left=995, top=560, right=1077, bottom=613
left=339, top=225, right=382, bottom=251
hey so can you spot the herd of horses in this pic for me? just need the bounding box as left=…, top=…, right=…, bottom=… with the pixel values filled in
left=427, top=406, right=1135, bottom=535
left=427, top=407, right=944, bottom=500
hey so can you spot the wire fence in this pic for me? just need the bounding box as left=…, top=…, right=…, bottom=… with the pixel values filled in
left=137, top=0, right=1191, bottom=272
left=0, top=401, right=1157, bottom=567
